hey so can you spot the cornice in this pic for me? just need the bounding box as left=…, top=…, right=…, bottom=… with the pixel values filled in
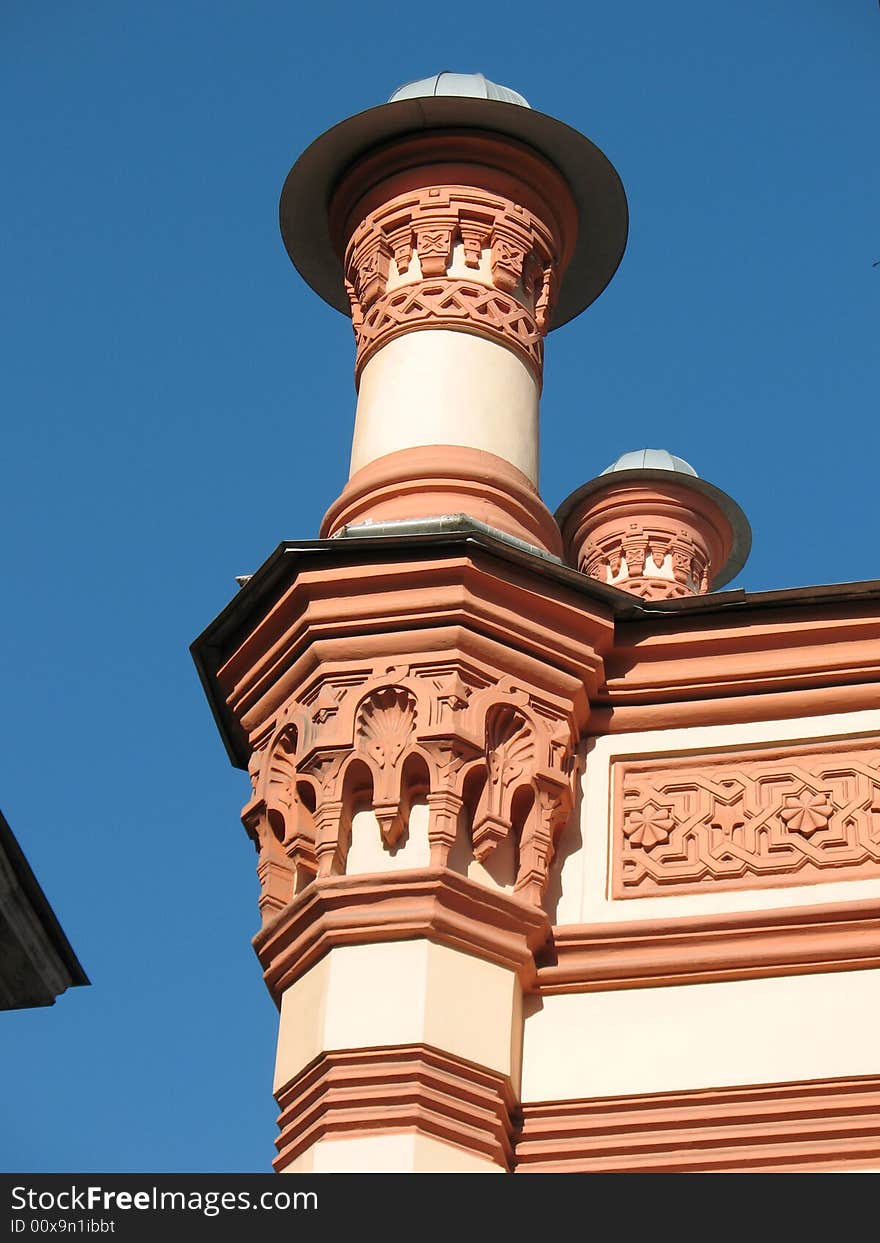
left=0, top=810, right=88, bottom=1008
left=191, top=528, right=880, bottom=770
left=224, top=556, right=610, bottom=743
left=191, top=529, right=618, bottom=770
left=537, top=896, right=880, bottom=994
left=516, top=1074, right=880, bottom=1172
left=254, top=867, right=551, bottom=1002
left=604, top=606, right=880, bottom=705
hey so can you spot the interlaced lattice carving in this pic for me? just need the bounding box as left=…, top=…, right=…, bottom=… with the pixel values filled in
left=354, top=279, right=543, bottom=377
left=614, top=738, right=880, bottom=896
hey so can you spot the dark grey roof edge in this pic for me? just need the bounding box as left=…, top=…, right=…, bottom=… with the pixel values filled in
left=0, top=810, right=89, bottom=991
left=191, top=527, right=880, bottom=770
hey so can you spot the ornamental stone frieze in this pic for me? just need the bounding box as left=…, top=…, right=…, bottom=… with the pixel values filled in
left=213, top=544, right=613, bottom=949
left=613, top=736, right=880, bottom=896
left=328, top=134, right=577, bottom=387
left=244, top=653, right=585, bottom=924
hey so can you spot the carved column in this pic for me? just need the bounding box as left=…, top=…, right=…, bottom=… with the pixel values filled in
left=207, top=548, right=613, bottom=1171
left=194, top=72, right=630, bottom=1173
left=319, top=134, right=578, bottom=556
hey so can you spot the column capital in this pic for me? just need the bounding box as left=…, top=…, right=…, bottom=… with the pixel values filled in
left=255, top=867, right=552, bottom=1002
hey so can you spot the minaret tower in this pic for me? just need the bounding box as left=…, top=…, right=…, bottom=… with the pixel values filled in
left=281, top=72, right=627, bottom=554
left=557, top=449, right=750, bottom=600
left=194, top=72, right=629, bottom=1172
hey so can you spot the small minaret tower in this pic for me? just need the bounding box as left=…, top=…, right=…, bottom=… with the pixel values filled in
left=557, top=448, right=750, bottom=600
left=194, top=72, right=629, bottom=1172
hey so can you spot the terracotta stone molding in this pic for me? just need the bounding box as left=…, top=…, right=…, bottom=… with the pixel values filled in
left=320, top=444, right=564, bottom=556
left=515, top=1075, right=880, bottom=1172
left=222, top=554, right=610, bottom=737
left=613, top=736, right=880, bottom=896
left=353, top=277, right=545, bottom=380
left=536, top=896, right=880, bottom=994
left=274, top=1044, right=518, bottom=1173
left=245, top=659, right=579, bottom=913
left=591, top=682, right=880, bottom=735
left=328, top=133, right=577, bottom=386
left=591, top=602, right=880, bottom=732
left=601, top=605, right=880, bottom=707
left=255, top=869, right=550, bottom=1000
left=220, top=552, right=613, bottom=926
left=560, top=480, right=734, bottom=600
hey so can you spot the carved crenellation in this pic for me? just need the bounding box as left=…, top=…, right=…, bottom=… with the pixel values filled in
left=582, top=520, right=711, bottom=601
left=614, top=737, right=880, bottom=896
left=558, top=479, right=737, bottom=602
left=242, top=661, right=580, bottom=920
left=342, top=183, right=562, bottom=383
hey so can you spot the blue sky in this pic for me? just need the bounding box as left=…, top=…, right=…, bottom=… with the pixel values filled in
left=1, top=2, right=877, bottom=1171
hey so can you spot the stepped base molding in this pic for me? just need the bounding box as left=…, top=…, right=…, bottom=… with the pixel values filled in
left=275, top=1045, right=516, bottom=1173
left=516, top=1076, right=880, bottom=1172
left=321, top=445, right=563, bottom=556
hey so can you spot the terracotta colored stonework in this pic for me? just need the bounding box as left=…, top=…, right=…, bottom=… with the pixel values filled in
left=595, top=600, right=880, bottom=732
left=329, top=134, right=577, bottom=386
left=516, top=1075, right=880, bottom=1172
left=246, top=658, right=579, bottom=913
left=538, top=896, right=880, bottom=992
left=613, top=736, right=880, bottom=896
left=227, top=552, right=612, bottom=927
left=275, top=1044, right=517, bottom=1173
left=192, top=72, right=880, bottom=1174
left=560, top=480, right=735, bottom=600
left=256, top=869, right=550, bottom=1000
left=320, top=444, right=564, bottom=556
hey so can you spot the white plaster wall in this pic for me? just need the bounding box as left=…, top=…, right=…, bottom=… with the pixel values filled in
left=346, top=803, right=431, bottom=875
left=284, top=1131, right=503, bottom=1173
left=522, top=966, right=880, bottom=1101
left=351, top=330, right=540, bottom=481
left=274, top=940, right=521, bottom=1093
left=554, top=707, right=880, bottom=927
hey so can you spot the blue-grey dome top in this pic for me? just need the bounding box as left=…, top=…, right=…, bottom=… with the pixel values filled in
left=388, top=72, right=530, bottom=109
left=601, top=449, right=698, bottom=477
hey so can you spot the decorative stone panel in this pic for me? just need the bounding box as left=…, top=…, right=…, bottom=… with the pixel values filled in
left=613, top=737, right=880, bottom=896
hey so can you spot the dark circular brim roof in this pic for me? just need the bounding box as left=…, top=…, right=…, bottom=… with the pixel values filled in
left=554, top=468, right=752, bottom=589
left=279, top=95, right=629, bottom=329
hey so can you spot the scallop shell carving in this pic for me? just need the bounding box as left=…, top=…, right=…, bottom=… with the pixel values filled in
left=264, top=726, right=298, bottom=810
left=485, top=704, right=533, bottom=786
left=356, top=687, right=417, bottom=771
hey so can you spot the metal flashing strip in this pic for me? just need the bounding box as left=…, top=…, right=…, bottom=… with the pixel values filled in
left=332, top=513, right=566, bottom=567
